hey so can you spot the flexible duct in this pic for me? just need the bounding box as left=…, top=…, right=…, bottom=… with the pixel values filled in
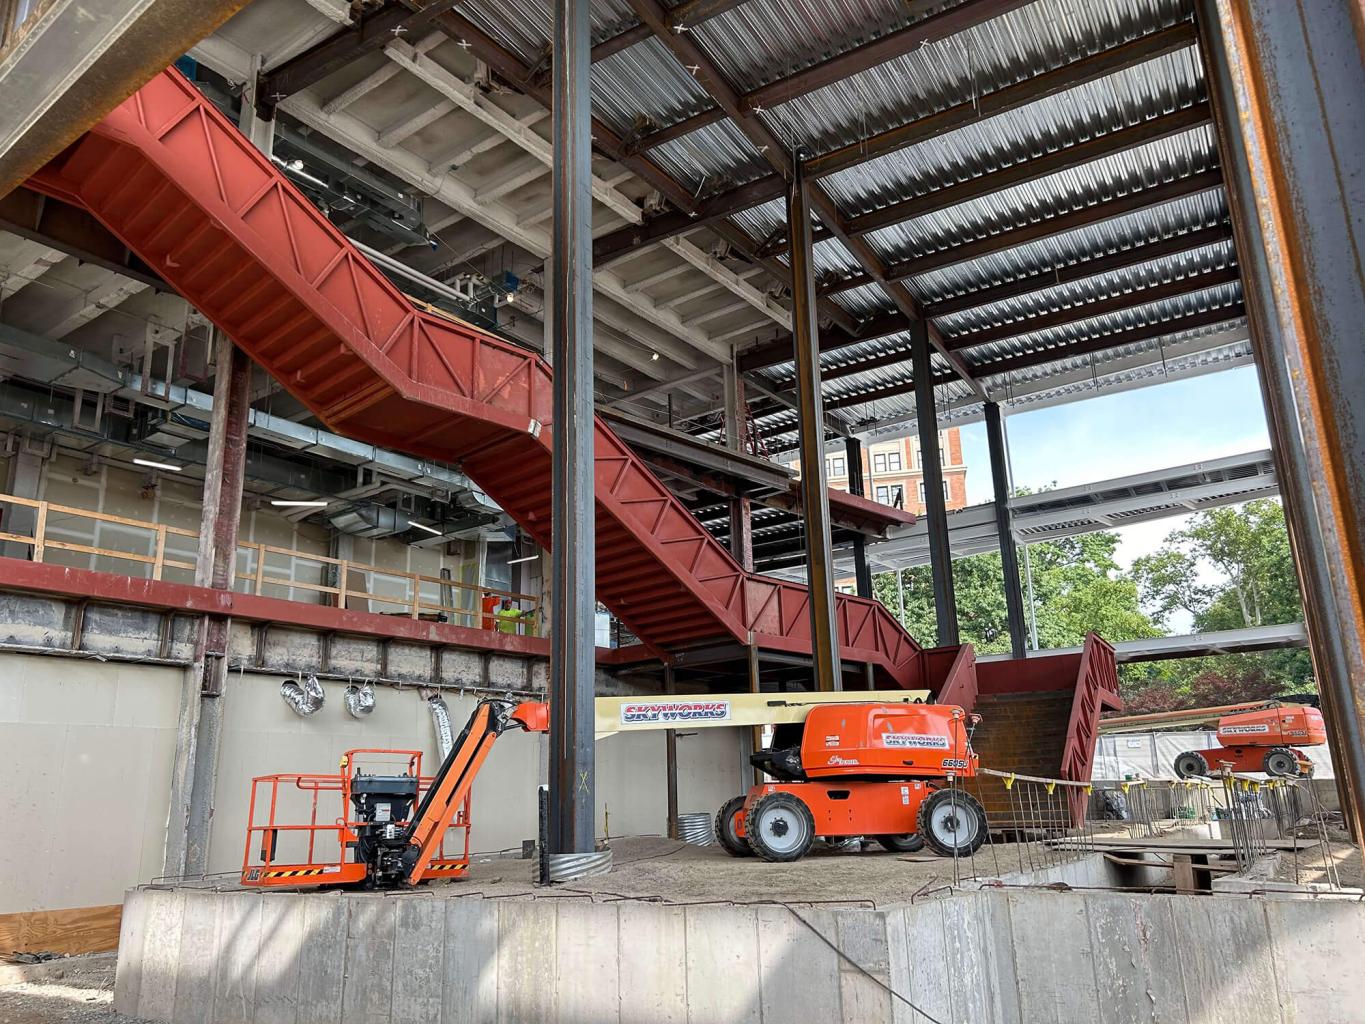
left=280, top=673, right=325, bottom=716
left=344, top=681, right=375, bottom=718
left=426, top=693, right=454, bottom=759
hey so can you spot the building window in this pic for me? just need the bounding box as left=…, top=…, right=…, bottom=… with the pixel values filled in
left=918, top=480, right=949, bottom=502
left=875, top=484, right=905, bottom=508
left=886, top=450, right=903, bottom=472
left=828, top=455, right=845, bottom=477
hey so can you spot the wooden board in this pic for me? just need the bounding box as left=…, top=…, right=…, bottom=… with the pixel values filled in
left=0, top=904, right=122, bottom=955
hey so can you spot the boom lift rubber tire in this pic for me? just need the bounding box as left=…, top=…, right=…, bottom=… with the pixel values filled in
left=1263, top=747, right=1300, bottom=778
left=1173, top=751, right=1210, bottom=779
left=916, top=788, right=987, bottom=858
left=745, top=792, right=816, bottom=862
left=715, top=796, right=753, bottom=858
left=875, top=834, right=926, bottom=853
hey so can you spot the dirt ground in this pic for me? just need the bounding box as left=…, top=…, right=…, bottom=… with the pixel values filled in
left=453, top=834, right=1022, bottom=906
left=0, top=954, right=140, bottom=1024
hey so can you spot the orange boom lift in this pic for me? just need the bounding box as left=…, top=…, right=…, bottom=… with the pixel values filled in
left=241, top=698, right=548, bottom=888
left=1172, top=702, right=1326, bottom=779
left=716, top=701, right=985, bottom=862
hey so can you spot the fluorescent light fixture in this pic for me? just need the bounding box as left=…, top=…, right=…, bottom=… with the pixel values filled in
left=270, top=499, right=330, bottom=508
left=133, top=458, right=181, bottom=472
left=408, top=520, right=442, bottom=536
left=506, top=554, right=538, bottom=564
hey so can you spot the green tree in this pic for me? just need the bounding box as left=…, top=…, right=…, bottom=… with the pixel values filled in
left=873, top=530, right=1160, bottom=652
left=1132, top=499, right=1302, bottom=632
left=1127, top=498, right=1312, bottom=698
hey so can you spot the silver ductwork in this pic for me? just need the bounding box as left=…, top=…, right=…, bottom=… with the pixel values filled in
left=327, top=504, right=407, bottom=539
left=344, top=681, right=376, bottom=718
left=281, top=673, right=325, bottom=716
left=426, top=693, right=454, bottom=760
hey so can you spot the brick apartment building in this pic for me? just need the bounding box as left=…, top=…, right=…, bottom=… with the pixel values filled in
left=789, top=428, right=968, bottom=515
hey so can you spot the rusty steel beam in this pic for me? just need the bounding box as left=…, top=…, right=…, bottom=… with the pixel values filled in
left=0, top=186, right=166, bottom=290
left=836, top=102, right=1213, bottom=243
left=943, top=264, right=1242, bottom=352
left=788, top=162, right=842, bottom=692
left=433, top=11, right=698, bottom=211
left=761, top=100, right=1211, bottom=260
left=807, top=20, right=1199, bottom=179
left=630, top=0, right=1033, bottom=154
left=0, top=0, right=252, bottom=199
left=1197, top=0, right=1365, bottom=834
left=548, top=0, right=597, bottom=857
left=258, top=1, right=460, bottom=110
left=876, top=169, right=1226, bottom=286
left=595, top=20, right=1200, bottom=262
left=971, top=301, right=1246, bottom=377
left=922, top=222, right=1235, bottom=318
left=587, top=0, right=756, bottom=68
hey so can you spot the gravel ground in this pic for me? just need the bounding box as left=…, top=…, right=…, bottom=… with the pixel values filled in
left=0, top=954, right=148, bottom=1024
left=449, top=833, right=1060, bottom=906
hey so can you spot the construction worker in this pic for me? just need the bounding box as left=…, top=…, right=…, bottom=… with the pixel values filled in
left=481, top=591, right=499, bottom=631
left=494, top=597, right=532, bottom=635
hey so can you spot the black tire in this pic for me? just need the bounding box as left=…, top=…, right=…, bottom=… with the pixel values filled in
left=1263, top=747, right=1300, bottom=778
left=875, top=834, right=926, bottom=853
left=1173, top=751, right=1210, bottom=779
left=916, top=788, right=987, bottom=858
left=744, top=792, right=816, bottom=863
left=715, top=795, right=753, bottom=858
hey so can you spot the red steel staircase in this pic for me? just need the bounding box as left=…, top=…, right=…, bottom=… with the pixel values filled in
left=27, top=68, right=921, bottom=686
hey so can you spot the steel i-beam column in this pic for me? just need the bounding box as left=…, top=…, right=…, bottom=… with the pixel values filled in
left=912, top=317, right=959, bottom=646
left=165, top=330, right=251, bottom=876
left=548, top=0, right=596, bottom=856
left=1197, top=0, right=1365, bottom=834
left=788, top=160, right=841, bottom=691
left=724, top=358, right=754, bottom=570
left=845, top=436, right=873, bottom=598
left=985, top=402, right=1028, bottom=658
left=663, top=663, right=679, bottom=839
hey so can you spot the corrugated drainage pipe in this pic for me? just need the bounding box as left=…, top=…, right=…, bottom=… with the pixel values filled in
left=281, top=673, right=325, bottom=716
left=345, top=681, right=376, bottom=718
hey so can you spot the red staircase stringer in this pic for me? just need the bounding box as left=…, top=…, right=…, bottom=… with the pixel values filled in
left=1059, top=633, right=1124, bottom=824
left=26, top=67, right=923, bottom=687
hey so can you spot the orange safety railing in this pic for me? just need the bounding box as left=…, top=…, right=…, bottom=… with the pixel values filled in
left=241, top=748, right=471, bottom=885
left=0, top=489, right=539, bottom=632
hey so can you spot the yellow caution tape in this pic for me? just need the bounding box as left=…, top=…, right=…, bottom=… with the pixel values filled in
left=1003, top=774, right=1016, bottom=791
left=1046, top=782, right=1056, bottom=795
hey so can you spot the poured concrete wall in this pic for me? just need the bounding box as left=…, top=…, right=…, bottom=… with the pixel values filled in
left=113, top=885, right=1365, bottom=1024
left=0, top=654, right=181, bottom=914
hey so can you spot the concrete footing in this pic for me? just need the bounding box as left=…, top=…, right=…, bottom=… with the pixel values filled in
left=114, top=879, right=1365, bottom=1024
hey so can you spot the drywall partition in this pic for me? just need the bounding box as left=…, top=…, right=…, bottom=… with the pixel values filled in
left=113, top=885, right=1365, bottom=1024
left=0, top=655, right=181, bottom=916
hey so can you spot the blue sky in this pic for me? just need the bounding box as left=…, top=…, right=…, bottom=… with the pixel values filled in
left=956, top=365, right=1273, bottom=631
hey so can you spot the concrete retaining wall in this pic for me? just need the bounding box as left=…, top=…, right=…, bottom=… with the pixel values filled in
left=114, top=884, right=1365, bottom=1024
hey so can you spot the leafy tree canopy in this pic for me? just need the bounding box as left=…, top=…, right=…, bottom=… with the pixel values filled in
left=873, top=497, right=1311, bottom=710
